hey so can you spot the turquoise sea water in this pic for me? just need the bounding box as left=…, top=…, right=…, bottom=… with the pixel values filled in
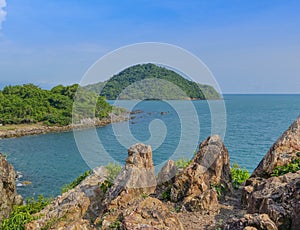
left=0, top=94, right=300, bottom=198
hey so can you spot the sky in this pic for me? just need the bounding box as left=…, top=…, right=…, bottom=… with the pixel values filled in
left=0, top=0, right=299, bottom=93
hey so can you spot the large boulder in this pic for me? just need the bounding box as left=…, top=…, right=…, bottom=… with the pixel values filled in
left=252, top=116, right=300, bottom=178
left=241, top=116, right=300, bottom=230
left=242, top=171, right=300, bottom=230
left=0, top=153, right=23, bottom=223
left=224, top=213, right=278, bottom=230
left=101, top=197, right=184, bottom=230
left=26, top=166, right=108, bottom=230
left=104, top=143, right=156, bottom=209
left=170, top=135, right=231, bottom=211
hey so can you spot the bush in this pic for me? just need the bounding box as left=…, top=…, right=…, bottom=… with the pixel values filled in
left=1, top=195, right=50, bottom=230
left=105, top=163, right=122, bottom=183
left=61, top=170, right=92, bottom=194
left=174, top=158, right=191, bottom=170
left=271, top=156, right=300, bottom=177
left=230, top=163, right=250, bottom=189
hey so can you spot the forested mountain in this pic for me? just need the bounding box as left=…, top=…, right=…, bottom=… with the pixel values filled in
left=85, top=63, right=221, bottom=100
left=0, top=84, right=112, bottom=126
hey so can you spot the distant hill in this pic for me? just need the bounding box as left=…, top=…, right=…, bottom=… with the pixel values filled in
left=85, top=63, right=221, bottom=100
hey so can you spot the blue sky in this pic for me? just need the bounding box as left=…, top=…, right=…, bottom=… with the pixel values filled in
left=0, top=0, right=299, bottom=93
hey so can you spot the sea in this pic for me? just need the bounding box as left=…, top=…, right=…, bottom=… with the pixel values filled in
left=0, top=94, right=299, bottom=199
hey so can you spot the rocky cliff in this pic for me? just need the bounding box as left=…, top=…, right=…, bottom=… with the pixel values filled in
left=0, top=153, right=23, bottom=223
left=226, top=116, right=300, bottom=230
left=2, top=116, right=300, bottom=229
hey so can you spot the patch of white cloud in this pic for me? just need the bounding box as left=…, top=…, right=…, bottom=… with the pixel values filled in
left=0, top=0, right=7, bottom=29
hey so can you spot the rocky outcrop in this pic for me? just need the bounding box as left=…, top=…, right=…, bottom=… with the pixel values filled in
left=170, top=135, right=231, bottom=212
left=98, top=143, right=184, bottom=229
left=239, top=116, right=300, bottom=230
left=104, top=143, right=156, bottom=210
left=252, top=116, right=300, bottom=178
left=242, top=171, right=300, bottom=230
left=157, top=159, right=176, bottom=185
left=101, top=197, right=184, bottom=230
left=224, top=213, right=278, bottom=230
left=0, top=153, right=23, bottom=223
left=25, top=166, right=108, bottom=230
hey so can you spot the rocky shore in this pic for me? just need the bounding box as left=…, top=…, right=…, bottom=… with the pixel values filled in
left=0, top=113, right=130, bottom=139
left=0, top=116, right=299, bottom=229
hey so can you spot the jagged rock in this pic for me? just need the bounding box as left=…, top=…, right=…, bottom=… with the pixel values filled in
left=252, top=116, right=300, bottom=178
left=157, top=160, right=176, bottom=185
left=224, top=213, right=278, bottom=230
left=170, top=135, right=231, bottom=212
left=122, top=197, right=184, bottom=230
left=242, top=171, right=300, bottom=230
left=96, top=143, right=184, bottom=229
left=0, top=153, right=23, bottom=223
left=104, top=143, right=156, bottom=209
left=25, top=166, right=108, bottom=230
left=100, top=197, right=184, bottom=230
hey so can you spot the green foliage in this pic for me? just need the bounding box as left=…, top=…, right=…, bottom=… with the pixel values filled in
left=0, top=84, right=113, bottom=126
left=174, top=158, right=191, bottom=170
left=100, top=163, right=122, bottom=194
left=271, top=157, right=300, bottom=177
left=162, top=187, right=171, bottom=201
left=105, top=163, right=122, bottom=183
left=100, top=180, right=113, bottom=194
left=91, top=63, right=220, bottom=100
left=210, top=183, right=226, bottom=198
left=230, top=163, right=250, bottom=189
left=0, top=195, right=50, bottom=230
left=61, top=170, right=92, bottom=194
left=109, top=220, right=121, bottom=229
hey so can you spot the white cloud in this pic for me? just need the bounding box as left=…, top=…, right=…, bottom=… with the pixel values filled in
left=0, top=0, right=7, bottom=29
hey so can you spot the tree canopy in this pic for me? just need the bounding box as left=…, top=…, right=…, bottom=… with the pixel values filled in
left=0, top=84, right=112, bottom=126
left=86, top=63, right=220, bottom=100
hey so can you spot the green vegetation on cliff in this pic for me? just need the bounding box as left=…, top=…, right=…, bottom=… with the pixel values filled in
left=85, top=63, right=221, bottom=100
left=0, top=195, right=50, bottom=230
left=0, top=84, right=112, bottom=126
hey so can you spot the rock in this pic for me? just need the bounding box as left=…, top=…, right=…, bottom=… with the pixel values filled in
left=242, top=171, right=300, bottom=229
left=25, top=167, right=108, bottom=230
left=252, top=116, right=300, bottom=178
left=157, top=160, right=177, bottom=185
left=100, top=197, right=184, bottom=230
left=104, top=143, right=156, bottom=209
left=0, top=153, right=23, bottom=223
left=170, top=135, right=231, bottom=212
left=122, top=197, right=184, bottom=230
left=224, top=213, right=278, bottom=230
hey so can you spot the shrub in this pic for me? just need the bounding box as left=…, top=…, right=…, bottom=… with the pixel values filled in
left=105, top=163, right=122, bottom=183
left=271, top=157, right=300, bottom=177
left=210, top=183, right=226, bottom=197
left=230, top=163, right=250, bottom=189
left=61, top=170, right=92, bottom=194
left=174, top=158, right=191, bottom=170
left=1, top=195, right=50, bottom=230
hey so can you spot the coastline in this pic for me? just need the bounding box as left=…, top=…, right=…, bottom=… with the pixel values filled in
left=0, top=113, right=130, bottom=139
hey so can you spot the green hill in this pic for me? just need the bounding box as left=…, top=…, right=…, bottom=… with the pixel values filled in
left=86, top=63, right=220, bottom=100
left=0, top=84, right=112, bottom=126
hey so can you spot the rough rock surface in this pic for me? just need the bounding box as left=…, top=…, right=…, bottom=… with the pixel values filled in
left=170, top=135, right=231, bottom=211
left=252, top=116, right=300, bottom=178
left=104, top=143, right=156, bottom=209
left=224, top=213, right=278, bottom=230
left=0, top=153, right=23, bottom=223
left=242, top=171, right=300, bottom=230
left=101, top=197, right=184, bottom=230
left=25, top=167, right=108, bottom=230
left=157, top=159, right=176, bottom=185
left=98, top=143, right=183, bottom=229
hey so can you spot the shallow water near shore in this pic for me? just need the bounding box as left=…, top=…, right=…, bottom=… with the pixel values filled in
left=0, top=94, right=300, bottom=199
